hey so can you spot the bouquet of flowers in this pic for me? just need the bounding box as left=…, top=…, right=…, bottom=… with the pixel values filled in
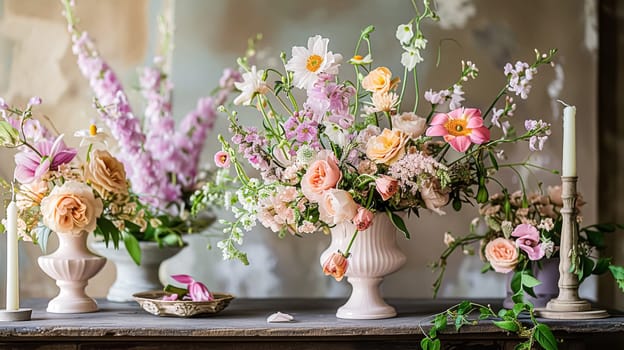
left=432, top=186, right=624, bottom=301
left=59, top=0, right=237, bottom=259
left=0, top=98, right=146, bottom=253
left=193, top=0, right=556, bottom=277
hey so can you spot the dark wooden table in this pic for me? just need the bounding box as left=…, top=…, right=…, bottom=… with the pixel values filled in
left=0, top=298, right=622, bottom=349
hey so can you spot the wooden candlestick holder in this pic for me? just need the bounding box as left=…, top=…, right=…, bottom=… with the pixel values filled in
left=536, top=176, right=608, bottom=319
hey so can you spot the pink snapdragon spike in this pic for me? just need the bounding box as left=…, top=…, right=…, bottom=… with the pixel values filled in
left=14, top=134, right=77, bottom=184
left=171, top=274, right=214, bottom=302
left=425, top=108, right=490, bottom=153
left=511, top=223, right=545, bottom=261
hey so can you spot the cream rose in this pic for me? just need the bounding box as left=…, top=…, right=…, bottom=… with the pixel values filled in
left=301, top=150, right=341, bottom=202
left=420, top=179, right=450, bottom=215
left=365, top=128, right=408, bottom=165
left=319, top=189, right=359, bottom=225
left=85, top=150, right=128, bottom=197
left=391, top=112, right=427, bottom=138
left=40, top=180, right=103, bottom=234
left=484, top=238, right=519, bottom=274
left=362, top=67, right=396, bottom=94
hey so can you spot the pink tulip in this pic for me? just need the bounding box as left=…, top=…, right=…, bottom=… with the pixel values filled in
left=425, top=108, right=490, bottom=153
left=353, top=207, right=374, bottom=231
left=171, top=274, right=214, bottom=302
left=375, top=175, right=399, bottom=201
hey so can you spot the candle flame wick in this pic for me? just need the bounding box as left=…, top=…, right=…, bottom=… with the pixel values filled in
left=556, top=99, right=571, bottom=108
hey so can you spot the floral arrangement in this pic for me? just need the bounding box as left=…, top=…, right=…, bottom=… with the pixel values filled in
left=192, top=0, right=556, bottom=277
left=433, top=186, right=624, bottom=301
left=59, top=0, right=237, bottom=255
left=0, top=98, right=147, bottom=253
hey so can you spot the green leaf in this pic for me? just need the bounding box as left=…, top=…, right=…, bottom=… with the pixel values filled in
left=579, top=256, right=595, bottom=284
left=512, top=302, right=527, bottom=317
left=387, top=210, right=410, bottom=239
left=493, top=320, right=519, bottom=332
left=592, top=257, right=612, bottom=275
left=585, top=230, right=605, bottom=249
left=0, top=222, right=4, bottom=233
left=479, top=307, right=494, bottom=320
left=434, top=313, right=447, bottom=330
left=488, top=149, right=499, bottom=171
left=609, top=265, right=624, bottom=292
left=34, top=225, right=51, bottom=253
left=420, top=338, right=431, bottom=350
left=480, top=262, right=492, bottom=273
left=0, top=121, right=20, bottom=146
left=521, top=272, right=542, bottom=288
left=122, top=232, right=142, bottom=265
left=535, top=323, right=558, bottom=350
left=594, top=223, right=617, bottom=233
left=510, top=271, right=522, bottom=293
left=430, top=339, right=440, bottom=350
left=163, top=284, right=188, bottom=295
left=456, top=301, right=471, bottom=315
left=454, top=315, right=466, bottom=331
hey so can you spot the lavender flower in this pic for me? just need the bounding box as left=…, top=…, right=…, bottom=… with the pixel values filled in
left=504, top=61, right=537, bottom=99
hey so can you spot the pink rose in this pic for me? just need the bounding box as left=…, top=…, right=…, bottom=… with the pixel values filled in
left=319, top=189, right=359, bottom=225
left=353, top=207, right=374, bottom=231
left=375, top=175, right=399, bottom=201
left=511, top=224, right=545, bottom=261
left=484, top=238, right=519, bottom=273
left=301, top=151, right=341, bottom=202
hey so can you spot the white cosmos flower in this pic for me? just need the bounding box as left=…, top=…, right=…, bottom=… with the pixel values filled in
left=74, top=124, right=109, bottom=147
left=234, top=66, right=269, bottom=106
left=323, top=121, right=348, bottom=147
left=395, top=23, right=414, bottom=45
left=401, top=47, right=423, bottom=71
left=349, top=53, right=373, bottom=65
left=285, top=35, right=342, bottom=90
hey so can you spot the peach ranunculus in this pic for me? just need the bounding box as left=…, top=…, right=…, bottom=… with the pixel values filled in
left=353, top=207, right=374, bottom=231
left=375, top=175, right=399, bottom=201
left=392, top=112, right=427, bottom=139
left=365, top=128, right=408, bottom=165
left=323, top=251, right=348, bottom=281
left=361, top=67, right=399, bottom=94
left=84, top=150, right=128, bottom=198
left=40, top=180, right=103, bottom=234
left=300, top=150, right=342, bottom=202
left=319, top=189, right=359, bottom=225
left=484, top=238, right=519, bottom=273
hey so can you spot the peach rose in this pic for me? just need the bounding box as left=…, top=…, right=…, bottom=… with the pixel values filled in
left=375, top=175, right=399, bottom=201
left=484, top=238, right=519, bottom=273
left=319, top=189, right=359, bottom=225
left=391, top=112, right=427, bottom=138
left=353, top=207, right=374, bottom=231
left=362, top=67, right=398, bottom=94
left=40, top=180, right=103, bottom=234
left=84, top=150, right=128, bottom=198
left=301, top=150, right=341, bottom=202
left=365, top=128, right=408, bottom=165
left=323, top=251, right=348, bottom=281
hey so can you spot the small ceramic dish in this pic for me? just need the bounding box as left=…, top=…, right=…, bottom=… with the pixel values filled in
left=133, top=291, right=234, bottom=317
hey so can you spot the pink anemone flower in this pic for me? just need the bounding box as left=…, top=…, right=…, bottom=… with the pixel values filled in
left=425, top=108, right=490, bottom=153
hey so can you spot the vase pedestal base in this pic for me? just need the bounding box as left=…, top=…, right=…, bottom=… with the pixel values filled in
left=536, top=298, right=609, bottom=319
left=0, top=309, right=32, bottom=321
left=336, top=277, right=396, bottom=320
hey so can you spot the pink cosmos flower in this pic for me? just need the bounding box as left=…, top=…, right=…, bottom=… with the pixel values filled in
left=511, top=223, right=545, bottom=261
left=425, top=108, right=490, bottom=153
left=214, top=151, right=231, bottom=168
left=14, top=135, right=77, bottom=184
left=171, top=274, right=214, bottom=302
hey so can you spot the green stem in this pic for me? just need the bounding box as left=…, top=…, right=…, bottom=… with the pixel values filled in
left=343, top=229, right=360, bottom=257
left=413, top=66, right=420, bottom=113
left=397, top=66, right=409, bottom=112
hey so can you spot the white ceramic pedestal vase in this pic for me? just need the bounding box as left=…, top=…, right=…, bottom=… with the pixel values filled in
left=91, top=241, right=185, bottom=302
left=38, top=231, right=106, bottom=313
left=320, top=214, right=407, bottom=319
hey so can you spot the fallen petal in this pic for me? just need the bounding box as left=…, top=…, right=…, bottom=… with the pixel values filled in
left=267, top=312, right=294, bottom=323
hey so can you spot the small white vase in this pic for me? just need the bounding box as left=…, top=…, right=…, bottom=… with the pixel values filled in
left=320, top=213, right=406, bottom=319
left=38, top=231, right=106, bottom=313
left=91, top=241, right=185, bottom=302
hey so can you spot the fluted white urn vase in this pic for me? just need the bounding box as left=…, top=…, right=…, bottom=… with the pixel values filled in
left=320, top=213, right=406, bottom=319
left=38, top=231, right=106, bottom=313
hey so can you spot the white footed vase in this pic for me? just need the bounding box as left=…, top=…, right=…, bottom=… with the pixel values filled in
left=38, top=231, right=106, bottom=313
left=320, top=214, right=406, bottom=319
left=91, top=241, right=185, bottom=302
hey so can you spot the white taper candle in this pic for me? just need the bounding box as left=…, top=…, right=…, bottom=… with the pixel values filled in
left=562, top=106, right=577, bottom=177
left=6, top=199, right=19, bottom=311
